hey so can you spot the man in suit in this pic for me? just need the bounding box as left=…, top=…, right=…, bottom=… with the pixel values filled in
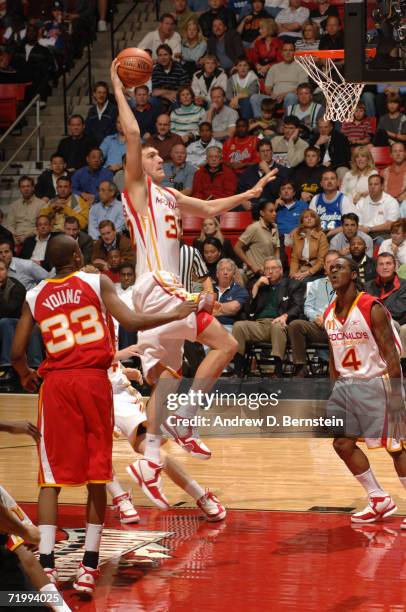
left=34, top=154, right=68, bottom=202
left=310, top=118, right=351, bottom=179
left=19, top=216, right=54, bottom=271
left=232, top=255, right=305, bottom=376
left=237, top=139, right=289, bottom=217
left=63, top=216, right=93, bottom=265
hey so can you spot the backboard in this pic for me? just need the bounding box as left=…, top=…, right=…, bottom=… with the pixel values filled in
left=344, top=0, right=406, bottom=83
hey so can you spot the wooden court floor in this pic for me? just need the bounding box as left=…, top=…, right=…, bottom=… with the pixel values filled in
left=1, top=393, right=406, bottom=515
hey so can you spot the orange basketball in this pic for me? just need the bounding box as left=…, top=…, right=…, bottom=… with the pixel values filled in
left=116, top=48, right=153, bottom=88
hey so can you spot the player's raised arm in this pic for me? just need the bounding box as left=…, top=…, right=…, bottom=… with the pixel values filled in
left=174, top=168, right=278, bottom=217
left=11, top=303, right=41, bottom=392
left=110, top=59, right=144, bottom=185
left=100, top=275, right=197, bottom=331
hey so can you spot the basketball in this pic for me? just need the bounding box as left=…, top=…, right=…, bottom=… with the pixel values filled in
left=116, top=48, right=153, bottom=88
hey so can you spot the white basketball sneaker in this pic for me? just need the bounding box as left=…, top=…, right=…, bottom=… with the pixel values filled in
left=112, top=491, right=140, bottom=524
left=127, top=458, right=170, bottom=510
left=73, top=563, right=99, bottom=594
left=351, top=495, right=397, bottom=524
left=197, top=491, right=226, bottom=522
left=43, top=567, right=59, bottom=585
left=161, top=416, right=211, bottom=460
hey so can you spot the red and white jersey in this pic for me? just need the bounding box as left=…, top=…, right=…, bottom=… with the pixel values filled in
left=26, top=271, right=114, bottom=376
left=324, top=292, right=401, bottom=379
left=122, top=177, right=180, bottom=277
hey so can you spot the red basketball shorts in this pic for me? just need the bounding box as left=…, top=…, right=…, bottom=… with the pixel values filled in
left=37, top=369, right=114, bottom=487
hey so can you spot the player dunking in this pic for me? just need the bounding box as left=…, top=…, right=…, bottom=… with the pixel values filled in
left=110, top=59, right=277, bottom=508
left=324, top=257, right=406, bottom=525
left=10, top=235, right=195, bottom=594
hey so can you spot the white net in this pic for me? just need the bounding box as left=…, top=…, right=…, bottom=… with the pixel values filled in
left=294, top=55, right=365, bottom=123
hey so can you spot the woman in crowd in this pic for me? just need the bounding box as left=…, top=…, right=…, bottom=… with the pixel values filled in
left=194, top=217, right=237, bottom=262
left=170, top=85, right=206, bottom=143
left=191, top=54, right=229, bottom=107
left=201, top=236, right=226, bottom=280
left=340, top=146, right=377, bottom=205
left=249, top=18, right=282, bottom=83
left=341, top=102, right=373, bottom=147
left=294, top=21, right=319, bottom=52
left=237, top=0, right=270, bottom=47
left=292, top=146, right=323, bottom=203
left=378, top=219, right=406, bottom=266
left=181, top=18, right=207, bottom=79
left=289, top=209, right=328, bottom=282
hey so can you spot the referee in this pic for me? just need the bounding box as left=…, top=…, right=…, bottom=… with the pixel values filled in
left=179, top=220, right=213, bottom=376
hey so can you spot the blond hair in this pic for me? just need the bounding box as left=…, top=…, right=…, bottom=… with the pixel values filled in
left=198, top=217, right=225, bottom=243
left=182, top=17, right=205, bottom=45
left=258, top=18, right=278, bottom=37
left=350, top=146, right=376, bottom=176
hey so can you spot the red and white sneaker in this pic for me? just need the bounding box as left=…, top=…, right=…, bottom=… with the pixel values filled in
left=73, top=562, right=99, bottom=594
left=197, top=491, right=226, bottom=522
left=161, top=417, right=211, bottom=460
left=351, top=495, right=397, bottom=524
left=126, top=459, right=170, bottom=510
left=112, top=491, right=140, bottom=524
left=44, top=567, right=59, bottom=585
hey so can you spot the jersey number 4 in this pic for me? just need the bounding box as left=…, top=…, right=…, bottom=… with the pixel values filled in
left=40, top=306, right=105, bottom=354
left=341, top=348, right=362, bottom=371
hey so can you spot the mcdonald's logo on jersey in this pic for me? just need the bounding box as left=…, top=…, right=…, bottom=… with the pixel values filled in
left=326, top=320, right=338, bottom=330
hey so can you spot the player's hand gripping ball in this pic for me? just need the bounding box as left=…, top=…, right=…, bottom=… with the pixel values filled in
left=116, top=48, right=153, bottom=88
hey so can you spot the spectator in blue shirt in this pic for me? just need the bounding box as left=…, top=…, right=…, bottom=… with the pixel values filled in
left=71, top=148, right=113, bottom=206
left=213, top=258, right=249, bottom=330
left=275, top=180, right=308, bottom=235
left=162, top=143, right=196, bottom=196
left=100, top=118, right=127, bottom=173
left=131, top=85, right=160, bottom=139
left=88, top=181, right=126, bottom=240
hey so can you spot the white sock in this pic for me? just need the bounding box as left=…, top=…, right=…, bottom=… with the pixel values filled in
left=39, top=525, right=57, bottom=555
left=106, top=474, right=125, bottom=501
left=184, top=480, right=205, bottom=501
left=143, top=433, right=161, bottom=464
left=175, top=389, right=202, bottom=419
left=398, top=476, right=406, bottom=490
left=84, top=523, right=103, bottom=552
left=354, top=468, right=386, bottom=497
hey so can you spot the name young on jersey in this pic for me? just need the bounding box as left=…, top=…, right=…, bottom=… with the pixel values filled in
left=43, top=289, right=82, bottom=312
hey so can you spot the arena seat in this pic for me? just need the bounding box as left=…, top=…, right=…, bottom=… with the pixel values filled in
left=220, top=212, right=252, bottom=233
left=182, top=215, right=202, bottom=245
left=0, top=83, right=30, bottom=103
left=370, top=146, right=392, bottom=169
left=0, top=98, right=18, bottom=129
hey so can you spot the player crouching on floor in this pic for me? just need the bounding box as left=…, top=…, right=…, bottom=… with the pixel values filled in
left=325, top=256, right=406, bottom=526
left=107, top=347, right=226, bottom=522
left=0, top=421, right=71, bottom=611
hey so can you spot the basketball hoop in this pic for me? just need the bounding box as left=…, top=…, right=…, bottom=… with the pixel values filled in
left=294, top=49, right=376, bottom=122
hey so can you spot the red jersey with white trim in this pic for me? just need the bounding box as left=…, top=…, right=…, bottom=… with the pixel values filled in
left=26, top=271, right=114, bottom=376
left=122, top=177, right=180, bottom=277
left=324, top=292, right=401, bottom=379
left=222, top=136, right=259, bottom=172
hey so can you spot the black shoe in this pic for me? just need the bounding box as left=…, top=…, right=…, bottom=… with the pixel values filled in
left=293, top=365, right=309, bottom=378
left=272, top=358, right=283, bottom=378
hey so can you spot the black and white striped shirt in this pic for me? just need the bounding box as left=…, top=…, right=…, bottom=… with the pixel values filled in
left=180, top=243, right=209, bottom=293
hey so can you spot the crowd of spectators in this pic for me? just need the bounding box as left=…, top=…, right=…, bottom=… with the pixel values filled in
left=1, top=0, right=406, bottom=383
left=0, top=0, right=111, bottom=107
